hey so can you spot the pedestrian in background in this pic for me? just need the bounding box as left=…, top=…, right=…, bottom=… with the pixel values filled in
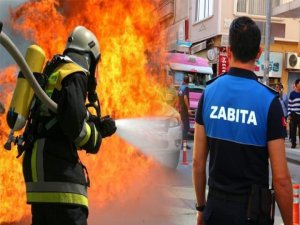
left=288, top=79, right=300, bottom=148
left=275, top=82, right=288, bottom=137
left=178, top=75, right=192, bottom=149
left=193, top=16, right=292, bottom=225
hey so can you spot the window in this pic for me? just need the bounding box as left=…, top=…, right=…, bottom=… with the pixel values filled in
left=237, top=0, right=247, bottom=12
left=192, top=73, right=212, bottom=86
left=236, top=0, right=266, bottom=15
left=195, top=0, right=213, bottom=22
left=174, top=71, right=185, bottom=85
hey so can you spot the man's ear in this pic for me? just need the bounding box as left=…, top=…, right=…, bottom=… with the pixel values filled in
left=226, top=47, right=233, bottom=69
left=227, top=47, right=231, bottom=57
left=227, top=47, right=232, bottom=61
left=256, top=46, right=262, bottom=59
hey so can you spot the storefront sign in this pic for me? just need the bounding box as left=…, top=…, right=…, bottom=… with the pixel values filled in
left=218, top=47, right=229, bottom=75
left=191, top=41, right=207, bottom=54
left=255, top=52, right=283, bottom=78
left=176, top=40, right=192, bottom=47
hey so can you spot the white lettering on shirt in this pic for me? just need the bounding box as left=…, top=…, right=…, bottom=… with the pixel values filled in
left=247, top=111, right=257, bottom=125
left=218, top=106, right=226, bottom=120
left=227, top=108, right=235, bottom=121
left=210, top=106, right=218, bottom=119
left=209, top=106, right=257, bottom=126
left=240, top=110, right=248, bottom=123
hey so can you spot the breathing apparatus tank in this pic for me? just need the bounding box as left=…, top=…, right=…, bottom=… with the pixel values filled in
left=5, top=44, right=46, bottom=150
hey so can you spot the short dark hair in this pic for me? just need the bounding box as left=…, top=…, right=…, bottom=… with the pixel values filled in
left=229, top=16, right=261, bottom=63
left=295, top=79, right=300, bottom=86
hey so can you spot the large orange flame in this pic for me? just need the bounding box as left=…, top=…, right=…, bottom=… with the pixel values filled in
left=0, top=66, right=29, bottom=224
left=0, top=0, right=171, bottom=224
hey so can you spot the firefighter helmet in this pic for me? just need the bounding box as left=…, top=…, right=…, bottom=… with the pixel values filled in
left=65, top=26, right=100, bottom=62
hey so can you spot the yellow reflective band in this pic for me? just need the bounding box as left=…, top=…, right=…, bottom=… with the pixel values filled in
left=27, top=192, right=88, bottom=207
left=78, top=123, right=91, bottom=147
left=94, top=125, right=98, bottom=147
left=31, top=142, right=38, bottom=182
left=44, top=71, right=58, bottom=99
left=47, top=71, right=59, bottom=86
left=54, top=63, right=88, bottom=91
left=45, top=90, right=53, bottom=97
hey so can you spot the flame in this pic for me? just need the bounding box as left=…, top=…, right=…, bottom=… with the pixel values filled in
left=0, top=0, right=171, bottom=224
left=0, top=66, right=30, bottom=224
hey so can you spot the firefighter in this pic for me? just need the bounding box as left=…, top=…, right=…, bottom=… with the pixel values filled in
left=22, top=26, right=116, bottom=225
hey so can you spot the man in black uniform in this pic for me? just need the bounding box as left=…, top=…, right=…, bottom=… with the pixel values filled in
left=22, top=26, right=116, bottom=225
left=193, top=16, right=292, bottom=225
left=178, top=75, right=192, bottom=148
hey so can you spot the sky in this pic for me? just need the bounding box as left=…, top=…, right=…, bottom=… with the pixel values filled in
left=0, top=0, right=29, bottom=69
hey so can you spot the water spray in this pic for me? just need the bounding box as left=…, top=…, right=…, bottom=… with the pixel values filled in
left=115, top=117, right=182, bottom=168
left=116, top=118, right=163, bottom=151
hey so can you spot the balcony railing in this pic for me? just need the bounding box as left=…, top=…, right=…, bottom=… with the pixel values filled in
left=273, top=0, right=294, bottom=7
left=237, top=0, right=266, bottom=15
left=236, top=0, right=295, bottom=15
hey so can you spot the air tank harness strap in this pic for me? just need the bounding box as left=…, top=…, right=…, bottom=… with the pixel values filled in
left=34, top=116, right=59, bottom=139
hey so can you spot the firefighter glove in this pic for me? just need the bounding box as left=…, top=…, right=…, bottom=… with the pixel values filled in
left=93, top=115, right=117, bottom=138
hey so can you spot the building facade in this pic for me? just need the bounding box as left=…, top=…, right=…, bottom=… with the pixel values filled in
left=158, top=0, right=300, bottom=94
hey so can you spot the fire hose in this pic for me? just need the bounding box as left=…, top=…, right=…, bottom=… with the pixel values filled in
left=0, top=22, right=57, bottom=113
left=0, top=22, right=58, bottom=151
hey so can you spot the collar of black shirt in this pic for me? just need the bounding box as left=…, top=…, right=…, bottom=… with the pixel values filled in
left=227, top=67, right=258, bottom=81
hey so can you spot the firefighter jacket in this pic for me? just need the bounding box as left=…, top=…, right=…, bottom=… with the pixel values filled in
left=23, top=57, right=102, bottom=208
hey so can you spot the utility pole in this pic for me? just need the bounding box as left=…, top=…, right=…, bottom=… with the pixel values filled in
left=263, top=0, right=271, bottom=86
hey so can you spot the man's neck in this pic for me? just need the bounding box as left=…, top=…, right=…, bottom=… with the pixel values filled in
left=230, top=60, right=256, bottom=71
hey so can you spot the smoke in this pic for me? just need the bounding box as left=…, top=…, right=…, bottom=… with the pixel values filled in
left=0, top=0, right=29, bottom=69
left=88, top=155, right=179, bottom=225
left=88, top=167, right=176, bottom=225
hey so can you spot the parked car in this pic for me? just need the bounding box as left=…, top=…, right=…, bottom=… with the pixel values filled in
left=116, top=104, right=182, bottom=169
